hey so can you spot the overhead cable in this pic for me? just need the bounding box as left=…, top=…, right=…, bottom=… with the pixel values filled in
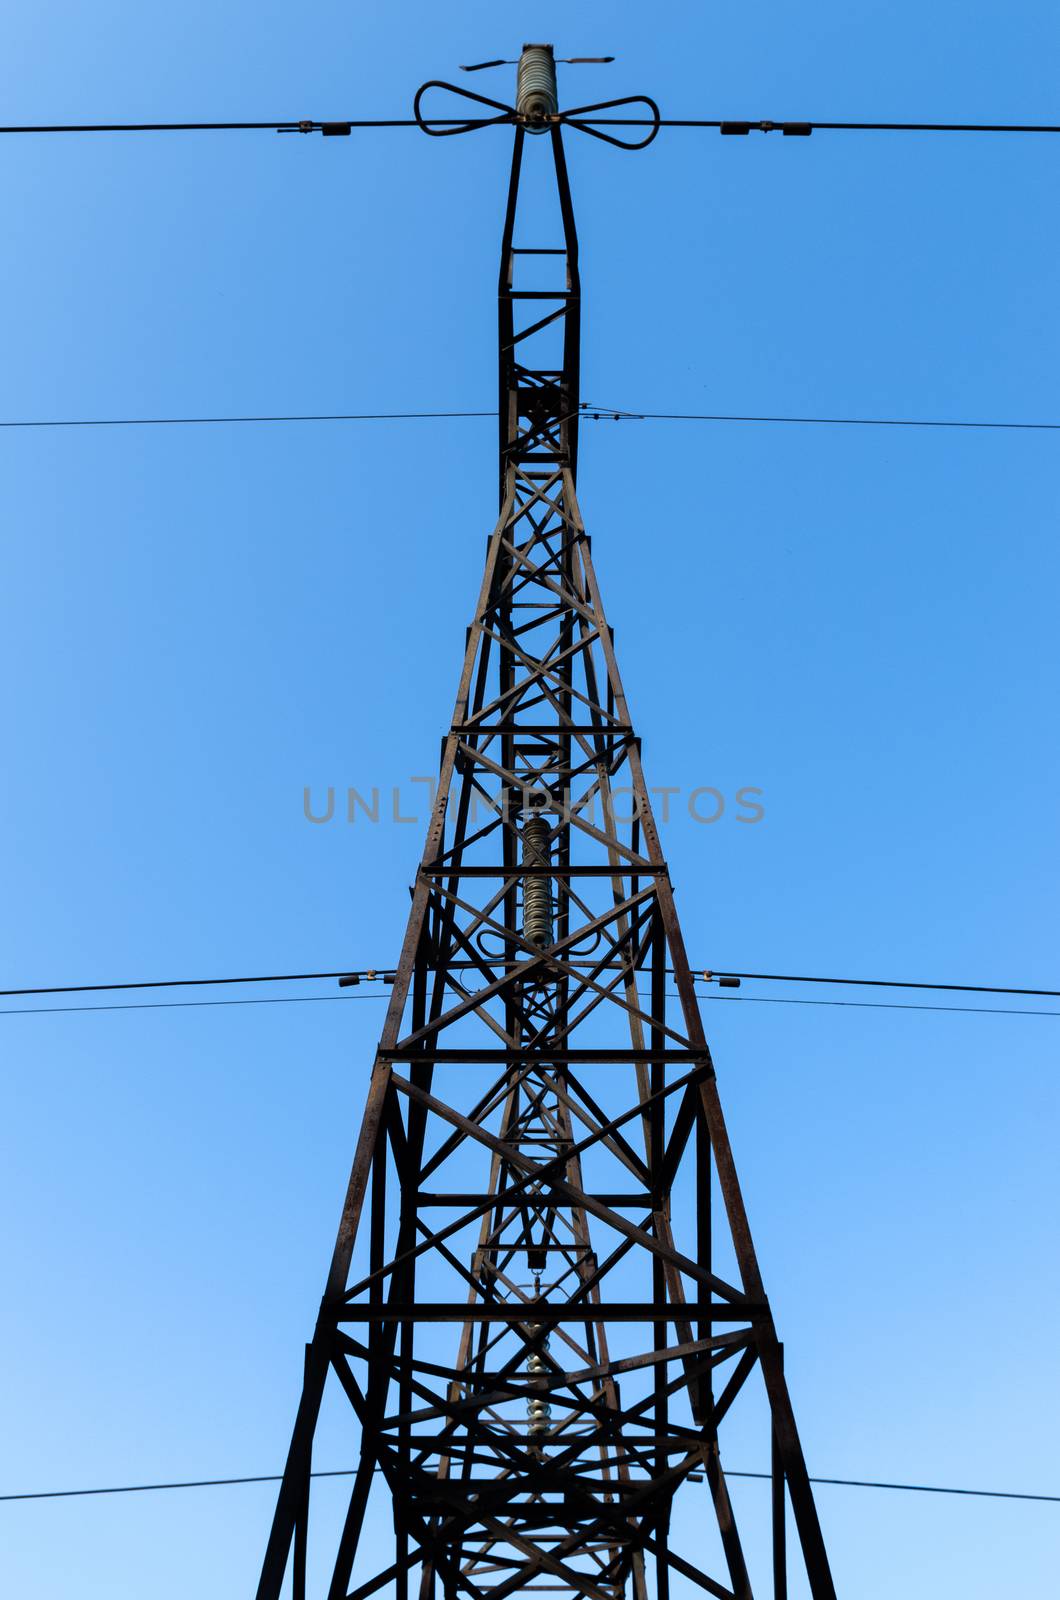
left=2, top=1463, right=1057, bottom=1505
left=2, top=116, right=1059, bottom=138
left=1, top=408, right=1055, bottom=433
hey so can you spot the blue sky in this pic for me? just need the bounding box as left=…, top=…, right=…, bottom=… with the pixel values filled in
left=1, top=3, right=1058, bottom=1596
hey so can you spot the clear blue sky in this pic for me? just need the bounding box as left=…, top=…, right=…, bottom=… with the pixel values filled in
left=1, top=3, right=1058, bottom=1596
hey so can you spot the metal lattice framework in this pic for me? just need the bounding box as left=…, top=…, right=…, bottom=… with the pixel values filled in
left=258, top=65, right=837, bottom=1600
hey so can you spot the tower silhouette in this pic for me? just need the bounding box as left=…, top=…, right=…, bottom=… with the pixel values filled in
left=258, top=48, right=836, bottom=1600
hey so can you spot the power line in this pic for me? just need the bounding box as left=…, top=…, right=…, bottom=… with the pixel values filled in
left=0, top=1469, right=351, bottom=1501
left=629, top=411, right=1060, bottom=433
left=4, top=967, right=1056, bottom=1001
left=2, top=992, right=1057, bottom=1022
left=0, top=119, right=423, bottom=134
left=617, top=118, right=1060, bottom=135
left=706, top=994, right=1059, bottom=1019
left=1, top=408, right=1057, bottom=433
left=0, top=411, right=494, bottom=429
left=0, top=993, right=381, bottom=1018
left=0, top=969, right=372, bottom=998
left=708, top=970, right=1060, bottom=999
left=726, top=1470, right=1060, bottom=1503
left=2, top=116, right=1060, bottom=137
left=2, top=1462, right=1056, bottom=1505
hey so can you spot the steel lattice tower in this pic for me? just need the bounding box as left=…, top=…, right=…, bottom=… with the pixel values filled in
left=258, top=48, right=837, bottom=1600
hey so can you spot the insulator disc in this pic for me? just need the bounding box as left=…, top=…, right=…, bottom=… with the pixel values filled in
left=517, top=45, right=558, bottom=131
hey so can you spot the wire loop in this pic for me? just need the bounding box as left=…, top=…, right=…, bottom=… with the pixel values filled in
left=413, top=80, right=515, bottom=137
left=413, top=82, right=661, bottom=150
left=559, top=95, right=662, bottom=150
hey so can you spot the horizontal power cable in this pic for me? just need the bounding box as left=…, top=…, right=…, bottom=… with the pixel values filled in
left=707, top=969, right=1060, bottom=998
left=0, top=969, right=371, bottom=998
left=1, top=992, right=1056, bottom=1022
left=0, top=408, right=1056, bottom=433
left=2, top=116, right=1059, bottom=137
left=627, top=410, right=1060, bottom=433
left=0, top=993, right=384, bottom=1017
left=0, top=411, right=494, bottom=429
left=704, top=994, right=1059, bottom=1019
left=725, top=1469, right=1060, bottom=1502
left=589, top=118, right=1060, bottom=134
left=4, top=967, right=1056, bottom=1001
left=0, top=119, right=422, bottom=134
left=2, top=1462, right=1057, bottom=1505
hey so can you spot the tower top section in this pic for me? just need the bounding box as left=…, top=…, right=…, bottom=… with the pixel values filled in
left=414, top=49, right=659, bottom=149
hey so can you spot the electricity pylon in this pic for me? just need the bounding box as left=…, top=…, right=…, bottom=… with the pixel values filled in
left=258, top=46, right=837, bottom=1600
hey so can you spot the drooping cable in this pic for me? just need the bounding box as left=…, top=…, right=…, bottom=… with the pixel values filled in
left=1, top=408, right=1055, bottom=433
left=3, top=967, right=1056, bottom=1002
left=2, top=1462, right=1057, bottom=1505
